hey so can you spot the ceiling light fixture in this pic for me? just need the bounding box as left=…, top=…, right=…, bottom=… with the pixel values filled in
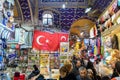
left=62, top=4, right=66, bottom=9
left=85, top=7, right=91, bottom=13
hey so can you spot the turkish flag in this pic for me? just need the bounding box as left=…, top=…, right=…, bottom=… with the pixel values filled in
left=57, top=33, right=69, bottom=50
left=32, top=30, right=59, bottom=51
left=57, top=33, right=69, bottom=42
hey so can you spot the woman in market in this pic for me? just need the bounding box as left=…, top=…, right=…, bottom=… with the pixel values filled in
left=28, top=65, right=44, bottom=80
left=86, top=59, right=97, bottom=80
left=59, top=66, right=68, bottom=80
left=64, top=63, right=77, bottom=80
left=59, top=64, right=77, bottom=80
left=111, top=61, right=120, bottom=80
left=87, top=69, right=95, bottom=80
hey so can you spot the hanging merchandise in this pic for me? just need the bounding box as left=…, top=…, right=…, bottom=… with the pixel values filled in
left=18, top=49, right=28, bottom=73
left=0, top=38, right=7, bottom=71
left=60, top=42, right=69, bottom=54
left=49, top=53, right=60, bottom=69
left=84, top=39, right=89, bottom=46
left=90, top=27, right=94, bottom=38
left=60, top=42, right=69, bottom=67
left=93, top=25, right=98, bottom=37
left=16, top=44, right=20, bottom=49
left=1, top=0, right=14, bottom=31
left=111, top=34, right=119, bottom=49
left=101, top=46, right=104, bottom=55
left=49, top=53, right=60, bottom=79
left=20, top=31, right=33, bottom=48
left=15, top=28, right=19, bottom=42
left=103, top=36, right=112, bottom=51
left=96, top=37, right=101, bottom=55
left=18, top=28, right=25, bottom=44
left=40, top=53, right=49, bottom=78
left=27, top=50, right=40, bottom=76
left=6, top=49, right=17, bottom=68
left=94, top=45, right=97, bottom=55
left=0, top=56, right=3, bottom=62
left=0, top=1, right=3, bottom=11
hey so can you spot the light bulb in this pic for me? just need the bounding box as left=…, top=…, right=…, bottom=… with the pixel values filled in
left=62, top=4, right=65, bottom=9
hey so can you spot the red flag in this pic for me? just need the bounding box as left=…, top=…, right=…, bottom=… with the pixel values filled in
left=32, top=30, right=59, bottom=51
left=58, top=33, right=69, bottom=42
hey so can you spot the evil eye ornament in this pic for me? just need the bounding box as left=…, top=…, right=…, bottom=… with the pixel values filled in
left=7, top=11, right=11, bottom=17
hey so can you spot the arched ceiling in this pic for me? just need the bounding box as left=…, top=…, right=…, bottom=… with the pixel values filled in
left=14, top=0, right=112, bottom=32
left=70, top=18, right=95, bottom=35
left=15, top=0, right=112, bottom=21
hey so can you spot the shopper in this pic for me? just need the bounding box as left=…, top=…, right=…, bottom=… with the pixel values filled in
left=76, top=66, right=90, bottom=80
left=101, top=76, right=110, bottom=80
left=86, top=60, right=97, bottom=80
left=59, top=64, right=77, bottom=80
left=109, top=59, right=119, bottom=79
left=64, top=64, right=77, bottom=80
left=72, top=59, right=82, bottom=78
left=111, top=61, right=120, bottom=80
left=59, top=66, right=68, bottom=80
left=87, top=69, right=95, bottom=80
left=28, top=65, right=44, bottom=80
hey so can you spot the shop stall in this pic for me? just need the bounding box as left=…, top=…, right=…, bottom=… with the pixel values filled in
left=0, top=0, right=16, bottom=79
left=97, top=0, right=120, bottom=65
left=31, top=30, right=69, bottom=79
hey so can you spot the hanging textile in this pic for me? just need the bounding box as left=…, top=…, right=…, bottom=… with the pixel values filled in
left=96, top=38, right=101, bottom=54
left=101, top=46, right=104, bottom=55
left=94, top=45, right=97, bottom=55
left=111, top=34, right=119, bottom=49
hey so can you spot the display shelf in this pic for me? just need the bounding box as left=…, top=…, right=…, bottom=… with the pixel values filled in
left=99, top=0, right=116, bottom=19
left=98, top=0, right=120, bottom=33
left=27, top=50, right=40, bottom=75
left=101, top=23, right=120, bottom=36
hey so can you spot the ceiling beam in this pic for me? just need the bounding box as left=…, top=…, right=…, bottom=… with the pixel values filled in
left=33, top=0, right=39, bottom=25
left=16, top=0, right=24, bottom=22
left=27, top=0, right=34, bottom=24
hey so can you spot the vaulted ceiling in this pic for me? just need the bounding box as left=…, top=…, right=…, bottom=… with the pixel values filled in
left=15, top=0, right=112, bottom=21
left=14, top=0, right=112, bottom=33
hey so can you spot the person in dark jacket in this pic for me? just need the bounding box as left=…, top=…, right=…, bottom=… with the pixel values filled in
left=59, top=66, right=68, bottom=80
left=59, top=64, right=77, bottom=80
left=111, top=69, right=119, bottom=79
left=87, top=69, right=95, bottom=80
left=86, top=60, right=97, bottom=80
left=72, top=60, right=82, bottom=78
left=101, top=76, right=110, bottom=80
left=65, top=64, right=77, bottom=80
left=76, top=66, right=90, bottom=80
left=28, top=65, right=44, bottom=80
left=111, top=61, right=120, bottom=80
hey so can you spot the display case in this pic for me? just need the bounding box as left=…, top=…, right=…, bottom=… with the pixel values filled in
left=26, top=50, right=40, bottom=75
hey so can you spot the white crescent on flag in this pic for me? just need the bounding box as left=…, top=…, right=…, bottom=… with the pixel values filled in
left=61, top=36, right=66, bottom=41
left=36, top=36, right=45, bottom=45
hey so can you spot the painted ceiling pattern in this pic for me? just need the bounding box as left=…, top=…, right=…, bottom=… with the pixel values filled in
left=41, top=0, right=84, bottom=2
left=16, top=0, right=112, bottom=32
left=18, top=0, right=31, bottom=21
left=39, top=8, right=86, bottom=30
left=92, top=0, right=112, bottom=11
